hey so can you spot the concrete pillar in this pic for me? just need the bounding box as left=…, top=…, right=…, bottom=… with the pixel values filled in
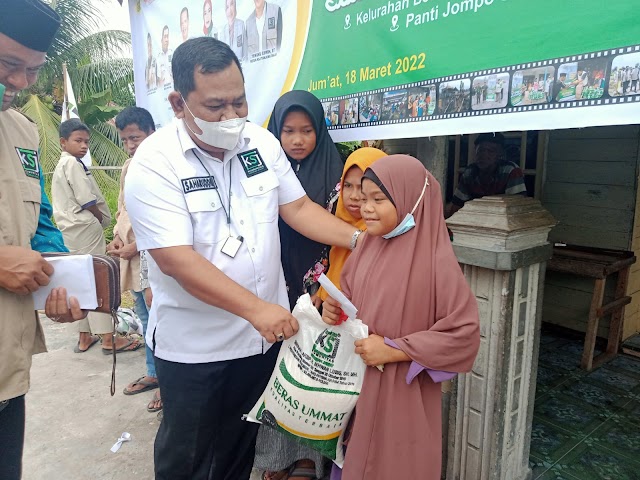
left=444, top=196, right=556, bottom=480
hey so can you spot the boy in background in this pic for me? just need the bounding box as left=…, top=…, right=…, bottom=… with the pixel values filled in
left=52, top=119, right=141, bottom=354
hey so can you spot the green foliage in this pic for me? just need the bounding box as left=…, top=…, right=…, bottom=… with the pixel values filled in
left=335, top=142, right=362, bottom=162
left=78, top=90, right=123, bottom=125
left=19, top=0, right=135, bottom=231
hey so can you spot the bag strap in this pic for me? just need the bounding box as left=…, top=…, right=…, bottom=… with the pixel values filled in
left=110, top=309, right=118, bottom=396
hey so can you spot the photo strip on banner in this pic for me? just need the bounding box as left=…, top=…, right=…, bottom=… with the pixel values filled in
left=128, top=0, right=640, bottom=139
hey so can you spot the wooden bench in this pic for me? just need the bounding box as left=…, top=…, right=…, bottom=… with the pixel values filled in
left=546, top=245, right=636, bottom=371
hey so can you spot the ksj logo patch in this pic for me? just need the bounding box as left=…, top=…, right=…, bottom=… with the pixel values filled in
left=238, top=149, right=268, bottom=177
left=311, top=330, right=341, bottom=368
left=16, top=147, right=40, bottom=179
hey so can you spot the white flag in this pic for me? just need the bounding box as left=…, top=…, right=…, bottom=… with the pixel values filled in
left=62, top=69, right=92, bottom=168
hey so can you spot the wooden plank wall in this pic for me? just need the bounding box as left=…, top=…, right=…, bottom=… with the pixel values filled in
left=626, top=171, right=640, bottom=340
left=541, top=125, right=640, bottom=339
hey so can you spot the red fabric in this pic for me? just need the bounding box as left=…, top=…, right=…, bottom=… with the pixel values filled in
left=340, top=155, right=480, bottom=480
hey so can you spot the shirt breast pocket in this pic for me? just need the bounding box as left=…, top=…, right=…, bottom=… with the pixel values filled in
left=240, top=172, right=279, bottom=224
left=266, top=23, right=278, bottom=46
left=185, top=191, right=227, bottom=245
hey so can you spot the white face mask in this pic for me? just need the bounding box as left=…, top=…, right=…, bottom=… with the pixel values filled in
left=382, top=175, right=429, bottom=240
left=181, top=95, right=247, bottom=150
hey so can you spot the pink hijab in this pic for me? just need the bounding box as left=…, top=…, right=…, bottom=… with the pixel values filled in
left=340, top=155, right=480, bottom=480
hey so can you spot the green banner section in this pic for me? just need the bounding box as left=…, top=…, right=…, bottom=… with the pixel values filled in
left=294, top=0, right=639, bottom=97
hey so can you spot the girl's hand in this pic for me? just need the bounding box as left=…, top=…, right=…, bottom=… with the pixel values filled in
left=355, top=334, right=397, bottom=367
left=322, top=296, right=341, bottom=325
left=310, top=293, right=322, bottom=310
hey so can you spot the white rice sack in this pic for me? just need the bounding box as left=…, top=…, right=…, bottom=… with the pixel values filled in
left=245, top=294, right=368, bottom=466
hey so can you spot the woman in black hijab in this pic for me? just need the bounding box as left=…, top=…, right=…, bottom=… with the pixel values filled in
left=255, top=91, right=343, bottom=479
left=268, top=90, right=344, bottom=311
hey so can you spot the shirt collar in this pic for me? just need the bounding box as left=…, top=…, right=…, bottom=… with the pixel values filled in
left=61, top=150, right=89, bottom=172
left=175, top=117, right=249, bottom=163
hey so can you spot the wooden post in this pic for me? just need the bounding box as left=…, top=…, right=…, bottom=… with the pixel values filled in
left=581, top=278, right=606, bottom=370
left=606, top=267, right=631, bottom=356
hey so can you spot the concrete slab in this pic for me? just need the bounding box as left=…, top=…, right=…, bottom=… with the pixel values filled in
left=23, top=316, right=157, bottom=479
left=22, top=315, right=265, bottom=480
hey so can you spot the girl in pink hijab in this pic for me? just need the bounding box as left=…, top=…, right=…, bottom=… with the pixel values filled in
left=323, top=155, right=480, bottom=479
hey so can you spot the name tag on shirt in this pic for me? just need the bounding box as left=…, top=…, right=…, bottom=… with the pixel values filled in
left=237, top=35, right=243, bottom=47
left=182, top=176, right=217, bottom=194
left=268, top=17, right=276, bottom=29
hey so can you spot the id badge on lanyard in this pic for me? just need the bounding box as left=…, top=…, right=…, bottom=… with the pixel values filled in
left=221, top=235, right=243, bottom=258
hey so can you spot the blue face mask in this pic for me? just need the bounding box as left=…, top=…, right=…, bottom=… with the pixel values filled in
left=0, top=83, right=5, bottom=100
left=382, top=175, right=429, bottom=240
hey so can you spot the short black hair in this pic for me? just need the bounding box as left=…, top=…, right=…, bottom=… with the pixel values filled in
left=559, top=73, right=567, bottom=77
left=162, top=25, right=169, bottom=35
left=59, top=119, right=90, bottom=139
left=181, top=7, right=189, bottom=18
left=172, top=37, right=243, bottom=97
left=474, top=132, right=505, bottom=147
left=115, top=107, right=156, bottom=133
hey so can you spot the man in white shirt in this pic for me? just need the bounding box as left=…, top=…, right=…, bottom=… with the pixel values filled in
left=631, top=65, right=639, bottom=93
left=179, top=7, right=190, bottom=44
left=156, top=25, right=173, bottom=88
left=246, top=0, right=282, bottom=57
left=574, top=68, right=588, bottom=100
left=125, top=37, right=359, bottom=480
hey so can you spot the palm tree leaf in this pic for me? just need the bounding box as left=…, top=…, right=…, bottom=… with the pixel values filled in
left=89, top=122, right=128, bottom=168
left=73, top=59, right=134, bottom=105
left=19, top=95, right=62, bottom=175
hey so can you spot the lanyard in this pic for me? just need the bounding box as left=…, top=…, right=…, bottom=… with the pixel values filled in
left=192, top=150, right=232, bottom=230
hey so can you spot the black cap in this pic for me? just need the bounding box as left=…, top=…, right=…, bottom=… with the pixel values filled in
left=0, top=0, right=61, bottom=53
left=474, top=132, right=505, bottom=147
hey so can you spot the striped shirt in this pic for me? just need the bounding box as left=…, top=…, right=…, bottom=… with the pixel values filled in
left=452, top=161, right=527, bottom=207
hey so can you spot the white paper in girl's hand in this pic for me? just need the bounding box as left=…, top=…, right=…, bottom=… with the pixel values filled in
left=318, top=273, right=358, bottom=320
left=33, top=255, right=98, bottom=310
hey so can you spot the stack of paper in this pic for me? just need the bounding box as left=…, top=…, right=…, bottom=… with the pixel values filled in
left=33, top=255, right=98, bottom=310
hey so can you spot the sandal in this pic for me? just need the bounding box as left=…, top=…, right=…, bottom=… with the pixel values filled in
left=102, top=338, right=143, bottom=355
left=74, top=335, right=100, bottom=353
left=123, top=376, right=158, bottom=395
left=262, top=461, right=317, bottom=480
left=261, top=471, right=289, bottom=480
left=287, top=462, right=317, bottom=480
left=147, top=389, right=163, bottom=413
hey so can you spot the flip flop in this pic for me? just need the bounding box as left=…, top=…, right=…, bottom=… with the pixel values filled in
left=102, top=338, right=143, bottom=355
left=123, top=376, right=159, bottom=396
left=73, top=335, right=100, bottom=353
left=262, top=471, right=289, bottom=480
left=286, top=464, right=317, bottom=480
left=147, top=390, right=163, bottom=413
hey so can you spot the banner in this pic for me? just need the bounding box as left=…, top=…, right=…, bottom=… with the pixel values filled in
left=129, top=0, right=640, bottom=140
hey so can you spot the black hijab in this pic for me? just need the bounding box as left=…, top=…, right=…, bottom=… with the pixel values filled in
left=268, top=90, right=344, bottom=309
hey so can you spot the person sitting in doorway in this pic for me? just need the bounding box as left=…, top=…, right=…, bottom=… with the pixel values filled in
left=445, top=132, right=527, bottom=218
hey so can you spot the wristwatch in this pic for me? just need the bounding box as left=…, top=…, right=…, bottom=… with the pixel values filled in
left=349, top=229, right=363, bottom=250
